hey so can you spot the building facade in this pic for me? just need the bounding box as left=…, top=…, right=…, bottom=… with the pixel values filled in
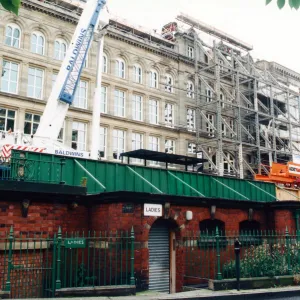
left=1, top=0, right=300, bottom=179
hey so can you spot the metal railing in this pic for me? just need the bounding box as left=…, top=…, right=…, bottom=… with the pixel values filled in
left=0, top=227, right=135, bottom=298
left=183, top=228, right=300, bottom=286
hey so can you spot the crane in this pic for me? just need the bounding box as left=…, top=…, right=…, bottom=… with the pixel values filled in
left=0, top=0, right=108, bottom=160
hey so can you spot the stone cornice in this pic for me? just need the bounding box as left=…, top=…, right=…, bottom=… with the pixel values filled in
left=21, top=0, right=80, bottom=24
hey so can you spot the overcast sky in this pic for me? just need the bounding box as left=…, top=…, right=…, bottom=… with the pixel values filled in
left=107, top=0, right=300, bottom=73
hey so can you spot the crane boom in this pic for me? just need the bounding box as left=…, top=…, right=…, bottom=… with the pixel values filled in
left=35, top=0, right=107, bottom=141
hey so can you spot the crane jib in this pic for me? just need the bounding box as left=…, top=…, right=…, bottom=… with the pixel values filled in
left=67, top=28, right=87, bottom=71
left=59, top=0, right=106, bottom=105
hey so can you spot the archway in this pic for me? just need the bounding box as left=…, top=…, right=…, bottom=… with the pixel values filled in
left=148, top=218, right=177, bottom=293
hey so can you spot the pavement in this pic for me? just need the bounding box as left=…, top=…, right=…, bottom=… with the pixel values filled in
left=13, top=286, right=300, bottom=300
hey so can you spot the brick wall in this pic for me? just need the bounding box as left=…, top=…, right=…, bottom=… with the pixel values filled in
left=0, top=201, right=89, bottom=237
left=0, top=198, right=297, bottom=294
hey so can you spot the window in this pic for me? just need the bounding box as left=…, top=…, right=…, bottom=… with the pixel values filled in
left=187, top=108, right=195, bottom=130
left=187, top=46, right=194, bottom=59
left=102, top=54, right=107, bottom=73
left=220, top=92, right=225, bottom=108
left=1, top=60, right=19, bottom=94
left=219, top=59, right=224, bottom=72
left=188, top=142, right=196, bottom=154
left=99, top=126, right=107, bottom=159
left=114, top=90, right=125, bottom=117
left=199, top=219, right=225, bottom=235
left=57, top=126, right=64, bottom=143
left=221, top=122, right=226, bottom=136
left=133, top=64, right=142, bottom=83
left=115, top=58, right=125, bottom=78
left=73, top=80, right=88, bottom=109
left=239, top=220, right=261, bottom=243
left=187, top=81, right=194, bottom=98
left=230, top=119, right=235, bottom=138
left=54, top=39, right=67, bottom=60
left=206, top=114, right=214, bottom=137
left=31, top=31, right=45, bottom=55
left=164, top=103, right=174, bottom=126
left=113, top=129, right=125, bottom=160
left=132, top=95, right=143, bottom=121
left=132, top=132, right=143, bottom=163
left=150, top=70, right=158, bottom=88
left=149, top=99, right=159, bottom=125
left=0, top=108, right=15, bottom=132
left=149, top=136, right=159, bottom=152
left=101, top=86, right=107, bottom=113
left=72, top=121, right=86, bottom=151
left=149, top=136, right=159, bottom=165
left=223, top=152, right=235, bottom=174
left=5, top=24, right=20, bottom=48
left=165, top=139, right=175, bottom=154
left=206, top=88, right=212, bottom=102
left=27, top=67, right=44, bottom=99
left=165, top=74, right=173, bottom=93
left=24, top=113, right=40, bottom=135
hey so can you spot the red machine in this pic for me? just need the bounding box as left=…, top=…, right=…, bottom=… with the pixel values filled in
left=255, top=162, right=300, bottom=188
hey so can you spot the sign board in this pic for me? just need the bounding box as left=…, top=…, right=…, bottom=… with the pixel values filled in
left=288, top=164, right=300, bottom=176
left=64, top=238, right=87, bottom=248
left=144, top=203, right=163, bottom=217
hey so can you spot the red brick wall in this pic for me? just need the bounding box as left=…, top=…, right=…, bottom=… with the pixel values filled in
left=89, top=203, right=268, bottom=292
left=0, top=201, right=89, bottom=237
left=0, top=199, right=297, bottom=293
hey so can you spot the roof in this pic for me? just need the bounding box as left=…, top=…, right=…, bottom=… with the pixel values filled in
left=120, top=149, right=207, bottom=166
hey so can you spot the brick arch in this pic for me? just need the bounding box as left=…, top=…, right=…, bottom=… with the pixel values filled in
left=142, top=215, right=183, bottom=241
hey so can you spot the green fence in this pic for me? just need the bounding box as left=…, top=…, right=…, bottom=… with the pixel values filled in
left=0, top=227, right=135, bottom=298
left=7, top=150, right=277, bottom=202
left=184, top=229, right=300, bottom=285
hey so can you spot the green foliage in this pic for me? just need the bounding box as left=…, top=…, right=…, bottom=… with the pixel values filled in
left=0, top=0, right=20, bottom=15
left=266, top=0, right=300, bottom=9
left=223, top=242, right=300, bottom=279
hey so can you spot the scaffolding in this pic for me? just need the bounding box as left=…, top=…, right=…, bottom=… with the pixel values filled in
left=176, top=13, right=300, bottom=179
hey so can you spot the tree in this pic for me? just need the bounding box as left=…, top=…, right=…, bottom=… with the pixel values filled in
left=266, top=0, right=300, bottom=9
left=0, top=0, right=21, bottom=15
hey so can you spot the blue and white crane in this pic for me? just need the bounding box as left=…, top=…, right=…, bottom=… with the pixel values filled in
left=0, top=0, right=108, bottom=160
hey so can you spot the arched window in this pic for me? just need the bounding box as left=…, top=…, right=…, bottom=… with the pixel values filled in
left=165, top=74, right=173, bottom=93
left=206, top=88, right=212, bottom=103
left=239, top=220, right=261, bottom=233
left=199, top=219, right=225, bottom=235
left=5, top=24, right=21, bottom=48
left=31, top=31, right=45, bottom=55
left=115, top=58, right=125, bottom=78
left=239, top=220, right=261, bottom=244
left=54, top=38, right=67, bottom=60
left=187, top=80, right=194, bottom=98
left=149, top=69, right=158, bottom=88
left=220, top=91, right=225, bottom=108
left=133, top=64, right=142, bottom=84
left=198, top=219, right=226, bottom=247
left=102, top=54, right=108, bottom=73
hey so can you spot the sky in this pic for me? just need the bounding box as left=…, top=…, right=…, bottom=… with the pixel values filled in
left=107, top=0, right=300, bottom=73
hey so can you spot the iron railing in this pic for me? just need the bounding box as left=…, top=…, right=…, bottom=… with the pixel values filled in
left=183, top=229, right=300, bottom=286
left=0, top=227, right=135, bottom=298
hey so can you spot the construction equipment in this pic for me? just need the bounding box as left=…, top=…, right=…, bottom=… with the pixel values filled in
left=255, top=162, right=300, bottom=188
left=0, top=0, right=108, bottom=160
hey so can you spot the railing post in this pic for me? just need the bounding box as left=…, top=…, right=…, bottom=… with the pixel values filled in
left=5, top=226, right=14, bottom=292
left=216, top=226, right=222, bottom=280
left=285, top=227, right=292, bottom=275
left=56, top=226, right=62, bottom=289
left=130, top=226, right=135, bottom=286
left=59, top=158, right=65, bottom=185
